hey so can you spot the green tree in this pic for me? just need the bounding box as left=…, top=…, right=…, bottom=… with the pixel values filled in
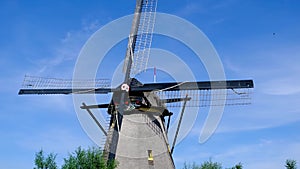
left=227, top=162, right=243, bottom=169
left=34, top=150, right=57, bottom=169
left=62, top=147, right=117, bottom=169
left=200, top=159, right=222, bottom=169
left=34, top=147, right=117, bottom=169
left=183, top=162, right=201, bottom=169
left=235, top=163, right=243, bottom=169
left=285, top=159, right=297, bottom=169
left=182, top=161, right=243, bottom=169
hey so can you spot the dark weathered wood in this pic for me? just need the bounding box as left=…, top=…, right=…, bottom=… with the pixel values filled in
left=18, top=80, right=253, bottom=95
left=131, top=80, right=254, bottom=92
left=18, top=88, right=113, bottom=95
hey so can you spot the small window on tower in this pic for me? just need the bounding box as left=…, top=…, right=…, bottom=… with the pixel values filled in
left=148, top=150, right=154, bottom=165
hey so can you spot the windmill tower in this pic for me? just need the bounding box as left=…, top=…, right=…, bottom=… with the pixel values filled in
left=19, top=0, right=254, bottom=169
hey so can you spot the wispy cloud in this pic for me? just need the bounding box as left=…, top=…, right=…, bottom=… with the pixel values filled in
left=16, top=128, right=94, bottom=155
left=31, top=20, right=102, bottom=77
left=175, top=136, right=300, bottom=168
left=223, top=39, right=300, bottom=96
left=261, top=77, right=300, bottom=95
left=213, top=106, right=300, bottom=135
left=177, top=2, right=205, bottom=16
left=216, top=139, right=300, bottom=169
left=176, top=0, right=237, bottom=18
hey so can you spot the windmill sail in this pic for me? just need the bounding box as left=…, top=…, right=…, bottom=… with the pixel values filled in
left=18, top=75, right=111, bottom=95
left=134, top=80, right=254, bottom=107
left=155, top=88, right=253, bottom=108
left=18, top=75, right=253, bottom=108
left=123, top=0, right=158, bottom=79
left=131, top=0, right=158, bottom=75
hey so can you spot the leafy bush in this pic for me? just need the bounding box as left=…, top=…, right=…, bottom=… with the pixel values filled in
left=34, top=150, right=57, bottom=169
left=285, top=159, right=297, bottom=169
left=34, top=147, right=117, bottom=169
left=182, top=160, right=242, bottom=169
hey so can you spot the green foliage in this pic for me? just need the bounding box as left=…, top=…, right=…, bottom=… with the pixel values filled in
left=183, top=162, right=201, bottom=169
left=234, top=163, right=243, bottom=169
left=285, top=159, right=297, bottom=169
left=34, top=147, right=117, bottom=169
left=182, top=160, right=222, bottom=169
left=200, top=159, right=222, bottom=169
left=182, top=160, right=243, bottom=169
left=34, top=149, right=57, bottom=169
left=226, top=162, right=243, bottom=169
left=62, top=147, right=117, bottom=169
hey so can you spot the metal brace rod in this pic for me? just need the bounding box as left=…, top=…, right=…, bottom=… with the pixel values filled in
left=82, top=102, right=107, bottom=136
left=166, top=115, right=171, bottom=134
left=171, top=95, right=189, bottom=154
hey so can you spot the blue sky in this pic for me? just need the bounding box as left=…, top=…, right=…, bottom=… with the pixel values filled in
left=1, top=0, right=300, bottom=168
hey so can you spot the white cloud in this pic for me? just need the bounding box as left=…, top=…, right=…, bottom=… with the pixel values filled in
left=215, top=140, right=300, bottom=169
left=261, top=77, right=300, bottom=95
left=32, top=20, right=103, bottom=77
left=174, top=134, right=300, bottom=168
left=215, top=107, right=300, bottom=134
left=16, top=128, right=94, bottom=155
left=177, top=0, right=237, bottom=17
left=178, top=2, right=204, bottom=16
left=184, top=92, right=300, bottom=137
left=215, top=42, right=300, bottom=133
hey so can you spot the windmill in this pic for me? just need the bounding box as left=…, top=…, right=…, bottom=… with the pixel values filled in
left=19, top=0, right=254, bottom=169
